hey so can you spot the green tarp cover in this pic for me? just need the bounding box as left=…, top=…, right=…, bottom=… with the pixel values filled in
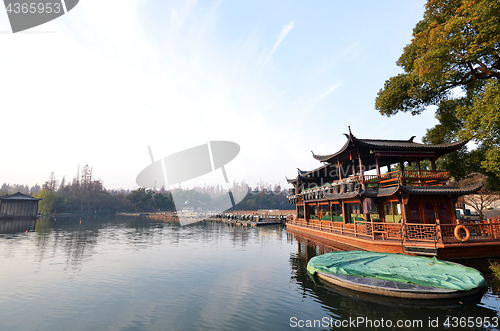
left=307, top=251, right=487, bottom=291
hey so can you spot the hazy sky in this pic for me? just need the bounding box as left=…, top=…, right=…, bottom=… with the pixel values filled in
left=0, top=0, right=436, bottom=191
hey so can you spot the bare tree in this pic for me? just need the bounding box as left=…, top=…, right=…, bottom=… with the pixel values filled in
left=460, top=173, right=500, bottom=220
left=42, top=172, right=58, bottom=192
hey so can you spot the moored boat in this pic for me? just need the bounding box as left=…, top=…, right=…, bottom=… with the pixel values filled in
left=307, top=251, right=487, bottom=300
left=286, top=129, right=500, bottom=259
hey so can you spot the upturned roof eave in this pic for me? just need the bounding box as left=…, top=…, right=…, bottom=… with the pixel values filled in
left=311, top=130, right=468, bottom=164
left=312, top=133, right=353, bottom=162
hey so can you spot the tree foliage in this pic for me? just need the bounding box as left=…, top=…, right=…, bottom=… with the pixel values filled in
left=229, top=187, right=292, bottom=211
left=35, top=189, right=58, bottom=214
left=126, top=188, right=156, bottom=212
left=375, top=0, right=500, bottom=186
left=6, top=169, right=294, bottom=214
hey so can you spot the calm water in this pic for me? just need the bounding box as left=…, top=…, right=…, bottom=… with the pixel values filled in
left=1, top=215, right=500, bottom=331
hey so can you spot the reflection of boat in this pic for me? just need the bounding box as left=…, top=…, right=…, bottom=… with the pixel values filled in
left=307, top=251, right=487, bottom=300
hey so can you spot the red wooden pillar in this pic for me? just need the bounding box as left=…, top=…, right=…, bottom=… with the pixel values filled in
left=358, top=152, right=365, bottom=189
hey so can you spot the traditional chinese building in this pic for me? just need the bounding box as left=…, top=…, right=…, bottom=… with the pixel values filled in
left=0, top=192, right=40, bottom=220
left=286, top=129, right=499, bottom=259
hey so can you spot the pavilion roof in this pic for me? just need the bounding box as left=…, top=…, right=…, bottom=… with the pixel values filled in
left=0, top=192, right=41, bottom=201
left=286, top=129, right=469, bottom=187
left=311, top=130, right=468, bottom=164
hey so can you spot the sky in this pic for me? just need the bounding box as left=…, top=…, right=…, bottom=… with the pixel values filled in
left=0, top=0, right=438, bottom=191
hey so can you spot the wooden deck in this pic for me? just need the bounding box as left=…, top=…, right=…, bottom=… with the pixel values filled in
left=204, top=217, right=284, bottom=227
left=287, top=218, right=500, bottom=260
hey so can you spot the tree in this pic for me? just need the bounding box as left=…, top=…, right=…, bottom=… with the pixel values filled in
left=43, top=172, right=58, bottom=191
left=35, top=189, right=58, bottom=214
left=375, top=0, right=500, bottom=186
left=153, top=193, right=175, bottom=211
left=0, top=183, right=8, bottom=194
left=459, top=173, right=500, bottom=220
left=30, top=184, right=41, bottom=195
left=126, top=188, right=155, bottom=211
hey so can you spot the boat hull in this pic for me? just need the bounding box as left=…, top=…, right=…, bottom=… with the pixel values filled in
left=316, top=272, right=485, bottom=300
left=287, top=222, right=500, bottom=260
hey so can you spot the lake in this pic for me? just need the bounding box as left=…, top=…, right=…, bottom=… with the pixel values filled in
left=0, top=215, right=499, bottom=330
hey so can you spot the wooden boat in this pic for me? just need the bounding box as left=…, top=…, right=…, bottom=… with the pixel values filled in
left=286, top=128, right=500, bottom=259
left=307, top=251, right=487, bottom=300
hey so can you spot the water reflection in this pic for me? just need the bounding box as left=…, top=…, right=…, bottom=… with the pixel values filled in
left=0, top=216, right=499, bottom=330
left=287, top=229, right=500, bottom=331
left=0, top=219, right=36, bottom=233
left=23, top=216, right=286, bottom=276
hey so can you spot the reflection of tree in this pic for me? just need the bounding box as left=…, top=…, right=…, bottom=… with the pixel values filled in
left=32, top=217, right=53, bottom=262
left=32, top=216, right=163, bottom=273
left=33, top=217, right=101, bottom=273
left=62, top=220, right=101, bottom=272
left=204, top=222, right=252, bottom=247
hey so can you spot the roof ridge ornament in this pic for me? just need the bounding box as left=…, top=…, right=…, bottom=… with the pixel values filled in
left=297, top=168, right=307, bottom=175
left=409, top=136, right=416, bottom=142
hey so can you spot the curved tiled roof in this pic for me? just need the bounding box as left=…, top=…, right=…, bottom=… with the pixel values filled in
left=362, top=186, right=400, bottom=198
left=312, top=134, right=352, bottom=162
left=286, top=173, right=338, bottom=185
left=286, top=163, right=337, bottom=184
left=324, top=191, right=359, bottom=200
left=312, top=131, right=468, bottom=163
left=401, top=182, right=483, bottom=195
left=297, top=168, right=309, bottom=176
left=0, top=192, right=40, bottom=200
left=353, top=136, right=467, bottom=150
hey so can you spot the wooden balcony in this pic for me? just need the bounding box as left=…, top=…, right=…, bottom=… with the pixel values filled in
left=361, top=170, right=450, bottom=188
left=293, top=170, right=451, bottom=201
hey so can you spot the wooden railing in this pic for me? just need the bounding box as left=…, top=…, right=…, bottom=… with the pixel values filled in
left=362, top=171, right=401, bottom=188
left=403, top=223, right=438, bottom=243
left=361, top=170, right=450, bottom=188
left=401, top=170, right=450, bottom=186
left=441, top=222, right=500, bottom=242
left=289, top=218, right=500, bottom=245
left=288, top=219, right=403, bottom=240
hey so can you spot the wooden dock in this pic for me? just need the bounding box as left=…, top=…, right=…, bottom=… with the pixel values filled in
left=203, top=213, right=286, bottom=227
left=121, top=211, right=290, bottom=227
left=203, top=218, right=283, bottom=227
